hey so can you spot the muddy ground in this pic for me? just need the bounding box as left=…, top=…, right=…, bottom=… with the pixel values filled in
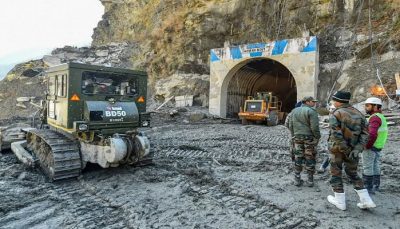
left=0, top=115, right=399, bottom=228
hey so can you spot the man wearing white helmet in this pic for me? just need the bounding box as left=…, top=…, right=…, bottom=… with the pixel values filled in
left=363, top=97, right=388, bottom=194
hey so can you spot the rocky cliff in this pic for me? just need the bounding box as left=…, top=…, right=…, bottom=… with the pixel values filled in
left=2, top=0, right=400, bottom=119
left=92, top=0, right=400, bottom=103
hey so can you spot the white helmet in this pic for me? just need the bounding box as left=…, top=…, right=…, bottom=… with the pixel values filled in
left=328, top=104, right=335, bottom=112
left=365, top=97, right=383, bottom=105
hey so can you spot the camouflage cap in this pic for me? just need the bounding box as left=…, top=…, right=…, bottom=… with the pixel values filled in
left=302, top=96, right=318, bottom=102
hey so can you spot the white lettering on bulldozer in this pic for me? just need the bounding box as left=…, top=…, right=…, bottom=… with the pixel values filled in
left=105, top=110, right=127, bottom=117
left=111, top=106, right=123, bottom=111
left=110, top=118, right=124, bottom=122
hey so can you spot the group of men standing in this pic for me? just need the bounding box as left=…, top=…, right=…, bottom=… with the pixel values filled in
left=285, top=91, right=388, bottom=211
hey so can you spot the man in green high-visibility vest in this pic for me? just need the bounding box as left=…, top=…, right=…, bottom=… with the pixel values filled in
left=363, top=97, right=388, bottom=194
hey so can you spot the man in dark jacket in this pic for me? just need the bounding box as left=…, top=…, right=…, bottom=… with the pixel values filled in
left=288, top=96, right=321, bottom=187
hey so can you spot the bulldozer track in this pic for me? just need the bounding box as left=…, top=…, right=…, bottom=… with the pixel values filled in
left=26, top=129, right=82, bottom=181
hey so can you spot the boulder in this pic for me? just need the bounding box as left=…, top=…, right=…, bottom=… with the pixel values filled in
left=169, top=109, right=179, bottom=117
left=85, top=57, right=96, bottom=62
left=22, top=69, right=41, bottom=77
left=16, top=103, right=27, bottom=109
left=43, top=55, right=61, bottom=67
left=16, top=97, right=31, bottom=103
left=95, top=49, right=109, bottom=57
left=62, top=52, right=81, bottom=60
left=194, top=94, right=209, bottom=107
left=189, top=112, right=206, bottom=122
left=177, top=107, right=189, bottom=113
left=5, top=60, right=46, bottom=81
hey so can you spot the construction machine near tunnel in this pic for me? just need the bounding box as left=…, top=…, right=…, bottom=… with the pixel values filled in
left=238, top=92, right=285, bottom=126
left=10, top=63, right=152, bottom=181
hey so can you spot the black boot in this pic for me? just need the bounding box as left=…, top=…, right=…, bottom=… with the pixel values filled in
left=363, top=174, right=374, bottom=194
left=294, top=173, right=303, bottom=186
left=373, top=175, right=381, bottom=192
left=305, top=174, right=314, bottom=187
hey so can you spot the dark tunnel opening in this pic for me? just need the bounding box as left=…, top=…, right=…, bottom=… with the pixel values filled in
left=226, top=58, right=297, bottom=118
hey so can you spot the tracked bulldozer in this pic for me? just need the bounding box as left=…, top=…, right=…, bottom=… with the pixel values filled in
left=238, top=92, right=285, bottom=126
left=10, top=63, right=152, bottom=181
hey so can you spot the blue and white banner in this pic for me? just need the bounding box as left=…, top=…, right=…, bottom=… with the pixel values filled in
left=210, top=36, right=317, bottom=62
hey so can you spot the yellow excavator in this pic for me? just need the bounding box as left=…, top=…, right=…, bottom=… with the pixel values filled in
left=238, top=92, right=285, bottom=126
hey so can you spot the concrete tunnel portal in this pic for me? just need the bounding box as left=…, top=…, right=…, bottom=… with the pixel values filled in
left=209, top=36, right=318, bottom=118
left=226, top=58, right=297, bottom=118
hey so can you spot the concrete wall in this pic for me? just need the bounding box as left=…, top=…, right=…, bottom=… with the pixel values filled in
left=209, top=36, right=319, bottom=118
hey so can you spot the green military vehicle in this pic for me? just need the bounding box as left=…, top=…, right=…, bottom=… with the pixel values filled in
left=11, top=63, right=152, bottom=181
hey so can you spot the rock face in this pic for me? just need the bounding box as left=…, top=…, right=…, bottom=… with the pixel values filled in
left=49, top=42, right=142, bottom=69
left=92, top=0, right=400, bottom=104
left=1, top=0, right=400, bottom=121
left=4, top=43, right=142, bottom=82
left=154, top=73, right=209, bottom=106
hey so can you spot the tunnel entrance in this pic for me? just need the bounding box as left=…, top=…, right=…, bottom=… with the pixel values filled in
left=226, top=58, right=297, bottom=118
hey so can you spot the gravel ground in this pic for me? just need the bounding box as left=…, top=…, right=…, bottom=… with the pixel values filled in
left=0, top=116, right=399, bottom=228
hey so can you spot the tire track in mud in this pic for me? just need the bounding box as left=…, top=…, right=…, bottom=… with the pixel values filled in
left=147, top=124, right=319, bottom=227
left=172, top=159, right=319, bottom=228
left=49, top=183, right=131, bottom=228
left=150, top=124, right=291, bottom=163
left=0, top=180, right=131, bottom=229
left=2, top=123, right=397, bottom=228
left=0, top=153, right=131, bottom=229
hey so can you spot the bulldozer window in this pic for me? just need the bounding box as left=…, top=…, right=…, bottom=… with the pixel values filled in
left=82, top=71, right=138, bottom=96
left=56, top=74, right=67, bottom=97
left=48, top=76, right=56, bottom=96
left=48, top=100, right=56, bottom=119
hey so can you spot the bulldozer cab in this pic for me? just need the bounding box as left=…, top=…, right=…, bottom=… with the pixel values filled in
left=45, top=63, right=149, bottom=135
left=239, top=91, right=284, bottom=126
left=81, top=72, right=138, bottom=95
left=245, top=92, right=281, bottom=113
left=255, top=92, right=270, bottom=102
left=264, top=93, right=281, bottom=111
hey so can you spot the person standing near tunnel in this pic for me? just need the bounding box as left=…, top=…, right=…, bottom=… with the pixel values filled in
left=285, top=101, right=303, bottom=162
left=288, top=96, right=321, bottom=187
left=362, top=97, right=388, bottom=194
left=327, top=91, right=376, bottom=210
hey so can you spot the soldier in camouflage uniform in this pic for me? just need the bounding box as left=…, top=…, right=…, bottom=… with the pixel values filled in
left=288, top=96, right=320, bottom=187
left=284, top=102, right=303, bottom=162
left=327, top=91, right=376, bottom=210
